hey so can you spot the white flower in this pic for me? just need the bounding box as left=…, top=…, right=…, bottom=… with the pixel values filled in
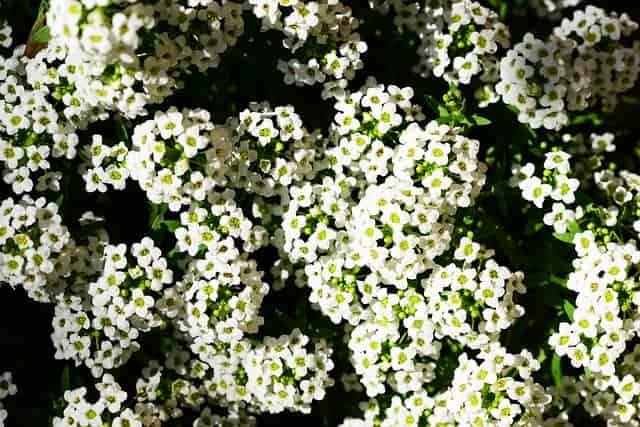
left=573, top=230, right=595, bottom=257
left=544, top=151, right=572, bottom=174
left=454, top=237, right=480, bottom=263
left=551, top=175, right=579, bottom=204
left=520, top=176, right=551, bottom=208
left=155, top=109, right=184, bottom=140
left=543, top=203, right=575, bottom=233
left=253, top=119, right=279, bottom=145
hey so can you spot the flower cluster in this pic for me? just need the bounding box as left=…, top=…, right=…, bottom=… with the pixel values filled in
left=52, top=238, right=173, bottom=377
left=497, top=6, right=640, bottom=129
left=341, top=345, right=550, bottom=427
left=248, top=0, right=366, bottom=86
left=553, top=6, right=640, bottom=112
left=548, top=239, right=640, bottom=426
left=428, top=347, right=551, bottom=426
left=53, top=374, right=141, bottom=427
left=45, top=0, right=244, bottom=119
left=127, top=108, right=227, bottom=211
left=347, top=238, right=525, bottom=398
left=281, top=80, right=487, bottom=324
left=0, top=21, right=12, bottom=48
left=194, top=329, right=335, bottom=414
left=496, top=33, right=575, bottom=130
left=511, top=150, right=579, bottom=217
left=416, top=0, right=510, bottom=86
left=0, top=43, right=80, bottom=193
left=173, top=234, right=269, bottom=346
left=131, top=348, right=259, bottom=425
left=0, top=372, right=16, bottom=427
left=226, top=103, right=324, bottom=198
left=370, top=0, right=510, bottom=107
left=514, top=136, right=640, bottom=243
left=562, top=131, right=616, bottom=186
left=49, top=218, right=110, bottom=303
left=550, top=240, right=637, bottom=368
left=506, top=93, right=640, bottom=427
left=595, top=168, right=640, bottom=232
left=53, top=363, right=257, bottom=427
left=80, top=135, right=130, bottom=193
left=0, top=195, right=72, bottom=301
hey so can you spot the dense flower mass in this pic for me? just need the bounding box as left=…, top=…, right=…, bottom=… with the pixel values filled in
left=0, top=195, right=72, bottom=301
left=2, top=1, right=640, bottom=426
left=496, top=6, right=640, bottom=129
left=52, top=237, right=175, bottom=377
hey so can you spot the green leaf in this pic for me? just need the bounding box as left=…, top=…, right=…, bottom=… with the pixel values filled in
left=551, top=354, right=563, bottom=386
left=60, top=365, right=70, bottom=390
left=553, top=221, right=581, bottom=243
left=26, top=2, right=50, bottom=57
left=149, top=204, right=168, bottom=230
left=458, top=115, right=472, bottom=126
left=570, top=112, right=603, bottom=126
left=437, top=105, right=449, bottom=118
left=167, top=247, right=180, bottom=260
left=472, top=115, right=492, bottom=126
left=162, top=219, right=180, bottom=232
left=31, top=25, right=50, bottom=44
left=622, top=95, right=640, bottom=105
left=563, top=300, right=576, bottom=321
left=115, top=118, right=130, bottom=143
left=499, top=2, right=507, bottom=19
left=536, top=348, right=547, bottom=364
left=550, top=274, right=567, bottom=287
left=552, top=231, right=574, bottom=244
left=505, top=105, right=520, bottom=114
left=567, top=221, right=581, bottom=234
